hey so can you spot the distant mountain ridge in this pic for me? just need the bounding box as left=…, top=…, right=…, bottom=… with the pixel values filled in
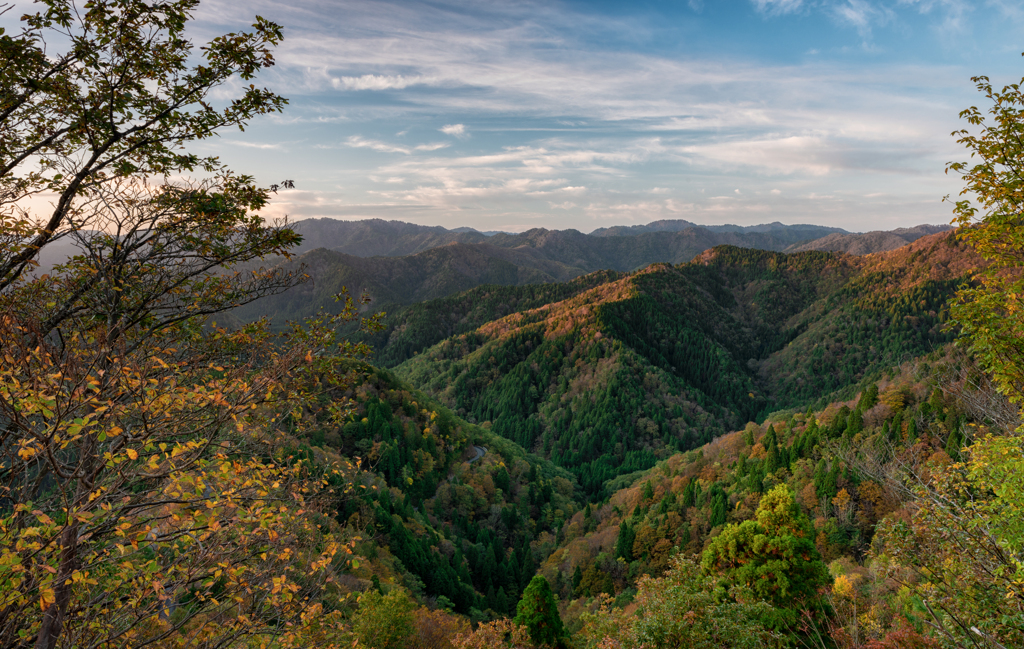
left=289, top=218, right=950, bottom=266
left=589, top=219, right=846, bottom=239
left=289, top=218, right=488, bottom=257
left=291, top=218, right=851, bottom=261
left=237, top=218, right=954, bottom=328
left=783, top=224, right=953, bottom=255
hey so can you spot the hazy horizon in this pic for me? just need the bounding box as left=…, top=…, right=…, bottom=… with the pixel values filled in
left=290, top=214, right=955, bottom=237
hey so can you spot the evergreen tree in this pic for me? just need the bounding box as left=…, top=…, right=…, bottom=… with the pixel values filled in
left=701, top=485, right=830, bottom=633
left=616, top=520, right=636, bottom=561
left=571, top=565, right=584, bottom=595
left=709, top=485, right=728, bottom=528
left=515, top=575, right=568, bottom=648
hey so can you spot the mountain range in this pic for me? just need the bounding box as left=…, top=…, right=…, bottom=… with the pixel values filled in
left=275, top=227, right=979, bottom=627
left=233, top=218, right=952, bottom=327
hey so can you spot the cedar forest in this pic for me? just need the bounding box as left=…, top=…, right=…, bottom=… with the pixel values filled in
left=2, top=2, right=1024, bottom=648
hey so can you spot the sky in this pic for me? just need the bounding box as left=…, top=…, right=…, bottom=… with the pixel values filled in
left=23, top=0, right=1024, bottom=233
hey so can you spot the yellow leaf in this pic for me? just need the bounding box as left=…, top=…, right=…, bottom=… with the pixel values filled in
left=125, top=448, right=138, bottom=460
left=39, top=588, right=55, bottom=611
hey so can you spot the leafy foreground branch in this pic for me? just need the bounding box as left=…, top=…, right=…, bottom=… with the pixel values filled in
left=0, top=3, right=384, bottom=646
left=0, top=173, right=385, bottom=646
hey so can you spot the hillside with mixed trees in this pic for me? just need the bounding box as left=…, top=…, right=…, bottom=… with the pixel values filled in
left=385, top=232, right=972, bottom=495
left=4, top=3, right=1024, bottom=649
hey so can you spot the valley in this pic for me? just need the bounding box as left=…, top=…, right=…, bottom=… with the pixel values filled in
left=232, top=219, right=1001, bottom=646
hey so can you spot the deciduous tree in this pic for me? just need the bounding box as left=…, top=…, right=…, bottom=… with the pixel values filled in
left=0, top=0, right=287, bottom=291
left=0, top=2, right=381, bottom=648
left=946, top=70, right=1024, bottom=411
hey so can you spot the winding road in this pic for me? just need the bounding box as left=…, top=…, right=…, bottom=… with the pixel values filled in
left=467, top=445, right=487, bottom=464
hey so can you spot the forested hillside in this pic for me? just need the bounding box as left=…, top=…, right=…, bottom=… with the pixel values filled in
left=782, top=224, right=952, bottom=255
left=231, top=243, right=586, bottom=327
left=356, top=270, right=625, bottom=367
left=543, top=348, right=995, bottom=646
left=294, top=366, right=582, bottom=618
left=389, top=232, right=973, bottom=496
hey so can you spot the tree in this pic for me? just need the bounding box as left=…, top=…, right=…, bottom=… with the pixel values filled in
left=0, top=3, right=380, bottom=648
left=0, top=0, right=287, bottom=291
left=615, top=520, right=635, bottom=562
left=411, top=606, right=470, bottom=649
left=946, top=70, right=1024, bottom=411
left=452, top=618, right=535, bottom=649
left=579, top=555, right=782, bottom=649
left=877, top=438, right=1024, bottom=648
left=0, top=180, right=375, bottom=649
left=514, top=575, right=567, bottom=648
left=352, top=588, right=417, bottom=649
left=872, top=59, right=1024, bottom=649
left=0, top=179, right=375, bottom=649
left=701, top=485, right=830, bottom=632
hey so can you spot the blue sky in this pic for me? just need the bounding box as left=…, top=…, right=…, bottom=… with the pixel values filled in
left=97, top=1, right=1024, bottom=231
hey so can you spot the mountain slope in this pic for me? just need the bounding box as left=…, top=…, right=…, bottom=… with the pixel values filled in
left=358, top=270, right=625, bottom=368
left=291, top=218, right=487, bottom=256
left=761, top=231, right=970, bottom=405
left=233, top=243, right=584, bottom=326
left=391, top=250, right=853, bottom=494
left=387, top=232, right=975, bottom=495
left=295, top=363, right=583, bottom=617
left=537, top=351, right=977, bottom=637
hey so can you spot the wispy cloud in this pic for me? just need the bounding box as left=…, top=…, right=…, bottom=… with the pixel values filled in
left=751, top=0, right=805, bottom=16
left=415, top=142, right=450, bottom=152
left=830, top=0, right=895, bottom=38
left=440, top=124, right=467, bottom=137
left=344, top=136, right=450, bottom=155
left=222, top=140, right=282, bottom=150
left=187, top=0, right=1020, bottom=231
left=333, top=74, right=437, bottom=90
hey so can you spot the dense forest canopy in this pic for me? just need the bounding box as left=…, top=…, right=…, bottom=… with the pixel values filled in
left=2, top=2, right=1023, bottom=649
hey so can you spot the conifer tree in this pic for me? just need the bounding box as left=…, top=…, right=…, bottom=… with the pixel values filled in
left=616, top=520, right=636, bottom=561
left=514, top=575, right=568, bottom=648
left=702, top=485, right=830, bottom=632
